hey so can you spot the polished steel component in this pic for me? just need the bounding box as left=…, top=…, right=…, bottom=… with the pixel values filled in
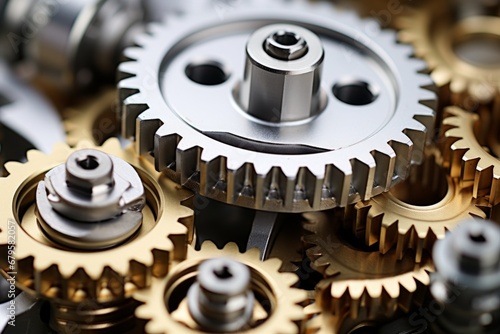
left=241, top=24, right=324, bottom=122
left=187, top=258, right=254, bottom=332
left=246, top=211, right=280, bottom=260
left=36, top=148, right=145, bottom=249
left=431, top=218, right=500, bottom=334
left=0, top=0, right=145, bottom=90
left=119, top=0, right=436, bottom=213
left=134, top=242, right=307, bottom=334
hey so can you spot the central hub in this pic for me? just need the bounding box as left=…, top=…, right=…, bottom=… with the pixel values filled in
left=240, top=24, right=325, bottom=123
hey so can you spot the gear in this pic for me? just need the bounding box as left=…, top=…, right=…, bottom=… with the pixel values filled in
left=440, top=106, right=500, bottom=206
left=119, top=0, right=436, bottom=213
left=64, top=88, right=120, bottom=146
left=134, top=241, right=307, bottom=333
left=0, top=139, right=193, bottom=304
left=303, top=211, right=431, bottom=321
left=352, top=146, right=487, bottom=263
left=397, top=0, right=500, bottom=109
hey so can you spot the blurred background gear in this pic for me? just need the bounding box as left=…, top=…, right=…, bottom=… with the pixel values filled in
left=440, top=106, right=500, bottom=206
left=431, top=218, right=500, bottom=333
left=118, top=0, right=435, bottom=213
left=397, top=0, right=500, bottom=112
left=352, top=147, right=488, bottom=263
left=0, top=139, right=193, bottom=333
left=0, top=0, right=147, bottom=91
left=303, top=211, right=431, bottom=328
left=0, top=60, right=64, bottom=174
left=134, top=242, right=307, bottom=333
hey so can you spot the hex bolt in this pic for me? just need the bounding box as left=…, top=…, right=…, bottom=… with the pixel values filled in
left=65, top=150, right=114, bottom=195
left=188, top=258, right=254, bottom=332
left=264, top=29, right=309, bottom=60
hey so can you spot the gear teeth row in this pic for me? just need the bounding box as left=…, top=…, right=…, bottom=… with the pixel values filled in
left=440, top=107, right=500, bottom=205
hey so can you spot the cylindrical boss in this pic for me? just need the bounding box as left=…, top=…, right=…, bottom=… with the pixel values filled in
left=240, top=24, right=324, bottom=123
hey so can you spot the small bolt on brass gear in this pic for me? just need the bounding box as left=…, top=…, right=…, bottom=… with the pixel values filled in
left=0, top=139, right=193, bottom=333
left=440, top=106, right=500, bottom=206
left=397, top=0, right=500, bottom=111
left=303, top=211, right=431, bottom=324
left=119, top=0, right=436, bottom=213
left=134, top=241, right=308, bottom=334
left=351, top=146, right=488, bottom=263
left=64, top=88, right=120, bottom=146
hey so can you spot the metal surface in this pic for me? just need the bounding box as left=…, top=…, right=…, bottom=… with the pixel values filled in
left=119, top=0, right=436, bottom=213
left=187, top=258, right=254, bottom=332
left=0, top=139, right=193, bottom=307
left=0, top=61, right=64, bottom=165
left=440, top=106, right=500, bottom=206
left=431, top=218, right=500, bottom=333
left=353, top=146, right=487, bottom=263
left=0, top=0, right=145, bottom=90
left=134, top=242, right=307, bottom=333
left=303, top=211, right=431, bottom=320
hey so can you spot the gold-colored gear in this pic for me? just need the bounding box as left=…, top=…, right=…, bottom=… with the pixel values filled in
left=303, top=211, right=431, bottom=322
left=351, top=147, right=487, bottom=263
left=134, top=241, right=308, bottom=334
left=440, top=106, right=500, bottom=206
left=397, top=1, right=500, bottom=109
left=63, top=88, right=120, bottom=146
left=0, top=139, right=194, bottom=303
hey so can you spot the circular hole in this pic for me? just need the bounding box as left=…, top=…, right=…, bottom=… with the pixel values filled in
left=214, top=266, right=233, bottom=280
left=469, top=232, right=487, bottom=243
left=185, top=61, right=229, bottom=86
left=332, top=80, right=379, bottom=106
left=454, top=33, right=500, bottom=67
left=349, top=325, right=377, bottom=334
left=273, top=31, right=300, bottom=46
left=76, top=155, right=99, bottom=170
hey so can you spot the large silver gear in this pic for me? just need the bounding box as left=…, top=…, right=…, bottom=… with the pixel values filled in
left=118, top=0, right=436, bottom=213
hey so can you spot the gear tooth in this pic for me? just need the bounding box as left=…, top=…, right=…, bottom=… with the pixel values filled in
left=227, top=162, right=256, bottom=206
left=366, top=283, right=383, bottom=300
left=246, top=247, right=262, bottom=259
left=431, top=66, right=453, bottom=87
left=200, top=153, right=227, bottom=197
left=155, top=123, right=181, bottom=171
left=351, top=154, right=376, bottom=200
left=372, top=145, right=396, bottom=192
left=122, top=93, right=149, bottom=139
left=380, top=219, right=399, bottom=254
left=118, top=61, right=141, bottom=80
left=266, top=258, right=285, bottom=273
left=404, top=119, right=428, bottom=163
left=326, top=161, right=352, bottom=207
left=136, top=109, right=163, bottom=155
left=3, top=161, right=24, bottom=174
left=383, top=279, right=400, bottom=299
left=389, top=132, right=413, bottom=181
left=176, top=138, right=200, bottom=185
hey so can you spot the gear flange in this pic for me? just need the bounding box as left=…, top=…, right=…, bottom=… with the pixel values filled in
left=119, top=0, right=436, bottom=213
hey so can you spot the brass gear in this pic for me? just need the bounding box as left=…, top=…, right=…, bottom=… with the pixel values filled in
left=440, top=106, right=500, bottom=206
left=63, top=88, right=120, bottom=146
left=397, top=1, right=500, bottom=109
left=134, top=241, right=308, bottom=334
left=0, top=139, right=194, bottom=303
left=352, top=147, right=487, bottom=263
left=303, top=211, right=431, bottom=321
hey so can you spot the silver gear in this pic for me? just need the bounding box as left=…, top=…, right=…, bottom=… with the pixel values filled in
left=119, top=0, right=436, bottom=213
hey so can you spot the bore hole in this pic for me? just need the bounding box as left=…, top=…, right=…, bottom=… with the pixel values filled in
left=469, top=232, right=487, bottom=243
left=185, top=61, right=229, bottom=86
left=332, top=80, right=379, bottom=106
left=214, top=265, right=233, bottom=280
left=77, top=155, right=99, bottom=170
left=273, top=31, right=300, bottom=46
left=349, top=325, right=377, bottom=334
left=454, top=33, right=500, bottom=67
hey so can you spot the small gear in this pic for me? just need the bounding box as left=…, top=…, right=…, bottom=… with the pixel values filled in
left=352, top=147, right=487, bottom=263
left=64, top=88, right=120, bottom=146
left=303, top=211, right=431, bottom=321
left=0, top=139, right=193, bottom=303
left=397, top=0, right=500, bottom=109
left=134, top=241, right=308, bottom=334
left=440, top=106, right=500, bottom=206
left=119, top=0, right=435, bottom=213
